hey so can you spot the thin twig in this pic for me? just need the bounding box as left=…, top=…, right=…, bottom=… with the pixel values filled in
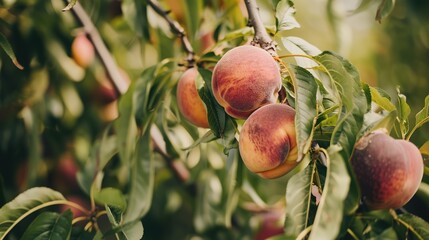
left=146, top=0, right=195, bottom=67
left=67, top=2, right=129, bottom=95
left=244, top=0, right=277, bottom=56
left=64, top=2, right=191, bottom=183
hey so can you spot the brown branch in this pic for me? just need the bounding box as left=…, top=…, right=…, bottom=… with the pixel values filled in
left=244, top=0, right=277, bottom=56
left=146, top=0, right=195, bottom=67
left=67, top=2, right=129, bottom=95
left=64, top=2, right=191, bottom=183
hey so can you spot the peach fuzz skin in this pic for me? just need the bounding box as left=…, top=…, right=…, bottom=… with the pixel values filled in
left=212, top=45, right=282, bottom=119
left=71, top=33, right=95, bottom=68
left=239, top=104, right=298, bottom=179
left=176, top=68, right=209, bottom=128
left=351, top=130, right=424, bottom=210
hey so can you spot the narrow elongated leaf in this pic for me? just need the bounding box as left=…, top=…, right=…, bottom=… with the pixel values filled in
left=308, top=145, right=350, bottom=240
left=183, top=0, right=203, bottom=41
left=194, top=170, right=224, bottom=232
left=0, top=32, right=23, bottom=70
left=277, top=36, right=321, bottom=73
left=317, top=52, right=367, bottom=156
left=115, top=82, right=137, bottom=164
left=318, top=52, right=366, bottom=215
left=275, top=0, right=300, bottom=32
left=20, top=210, right=72, bottom=240
left=289, top=65, right=319, bottom=161
left=397, top=213, right=429, bottom=239
left=284, top=158, right=315, bottom=237
left=370, top=86, right=396, bottom=112
left=105, top=206, right=143, bottom=240
left=316, top=52, right=354, bottom=112
left=409, top=95, right=429, bottom=139
left=77, top=134, right=118, bottom=194
left=376, top=0, right=396, bottom=23
left=0, top=187, right=65, bottom=239
left=134, top=62, right=175, bottom=132
left=124, top=130, right=154, bottom=222
left=94, top=188, right=127, bottom=212
left=396, top=91, right=411, bottom=138
left=198, top=67, right=234, bottom=140
left=416, top=95, right=429, bottom=124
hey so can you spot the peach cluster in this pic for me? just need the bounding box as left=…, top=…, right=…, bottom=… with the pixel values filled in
left=176, top=45, right=298, bottom=179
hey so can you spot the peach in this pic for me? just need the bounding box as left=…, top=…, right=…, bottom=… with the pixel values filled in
left=239, top=104, right=298, bottom=179
left=351, top=130, right=424, bottom=210
left=211, top=45, right=282, bottom=119
left=71, top=33, right=95, bottom=68
left=176, top=68, right=209, bottom=128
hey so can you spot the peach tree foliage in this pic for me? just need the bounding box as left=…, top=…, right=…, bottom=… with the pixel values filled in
left=0, top=0, right=429, bottom=239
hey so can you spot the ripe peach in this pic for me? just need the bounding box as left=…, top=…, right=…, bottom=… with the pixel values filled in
left=71, top=33, right=95, bottom=68
left=212, top=45, right=282, bottom=119
left=239, top=104, right=298, bottom=179
left=351, top=130, right=424, bottom=210
left=176, top=68, right=209, bottom=128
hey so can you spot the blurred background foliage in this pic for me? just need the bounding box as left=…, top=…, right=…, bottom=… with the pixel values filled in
left=0, top=0, right=428, bottom=239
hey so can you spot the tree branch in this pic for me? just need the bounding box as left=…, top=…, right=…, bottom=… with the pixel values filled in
left=64, top=2, right=191, bottom=183
left=68, top=2, right=129, bottom=95
left=146, top=0, right=195, bottom=67
left=244, top=0, right=277, bottom=56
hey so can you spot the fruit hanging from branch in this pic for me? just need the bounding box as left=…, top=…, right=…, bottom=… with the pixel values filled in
left=211, top=45, right=282, bottom=119
left=176, top=68, right=209, bottom=128
left=239, top=103, right=298, bottom=179
left=351, top=129, right=424, bottom=210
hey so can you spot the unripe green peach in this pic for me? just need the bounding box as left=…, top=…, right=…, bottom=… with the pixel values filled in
left=351, top=130, right=424, bottom=210
left=212, top=45, right=282, bottom=119
left=71, top=33, right=95, bottom=68
left=176, top=68, right=209, bottom=128
left=239, top=104, right=298, bottom=179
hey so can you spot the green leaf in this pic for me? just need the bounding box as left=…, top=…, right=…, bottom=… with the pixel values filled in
left=0, top=187, right=66, bottom=239
left=416, top=95, right=429, bottom=125
left=396, top=90, right=411, bottom=138
left=197, top=67, right=237, bottom=146
left=376, top=0, right=396, bottom=23
left=183, top=0, right=203, bottom=40
left=77, top=133, right=118, bottom=194
left=396, top=213, right=429, bottom=240
left=134, top=62, right=175, bottom=132
left=275, top=0, right=300, bottom=32
left=289, top=65, right=319, bottom=161
left=121, top=0, right=149, bottom=38
left=20, top=210, right=72, bottom=240
left=370, top=86, right=396, bottom=112
left=183, top=130, right=217, bottom=150
left=318, top=52, right=366, bottom=214
left=124, top=130, right=154, bottom=222
left=105, top=206, right=144, bottom=240
left=277, top=36, right=321, bottom=73
left=308, top=145, right=351, bottom=240
left=284, top=159, right=315, bottom=237
left=408, top=95, right=429, bottom=139
left=318, top=52, right=367, bottom=156
left=115, top=82, right=137, bottom=164
left=94, top=188, right=127, bottom=212
left=194, top=169, right=224, bottom=232
left=0, top=32, right=23, bottom=70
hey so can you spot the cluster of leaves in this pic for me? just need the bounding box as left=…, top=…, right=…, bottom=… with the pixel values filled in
left=0, top=0, right=428, bottom=239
